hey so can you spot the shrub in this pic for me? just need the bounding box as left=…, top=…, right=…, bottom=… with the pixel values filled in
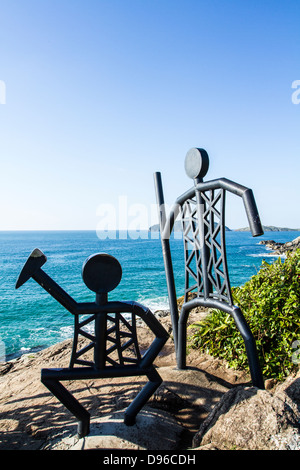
left=189, top=249, right=300, bottom=380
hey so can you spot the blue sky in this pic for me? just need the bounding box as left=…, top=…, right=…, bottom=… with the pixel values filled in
left=0, top=0, right=299, bottom=230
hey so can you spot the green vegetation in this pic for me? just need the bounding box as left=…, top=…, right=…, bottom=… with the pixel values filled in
left=189, top=250, right=300, bottom=380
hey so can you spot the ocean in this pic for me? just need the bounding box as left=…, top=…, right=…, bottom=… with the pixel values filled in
left=1, top=229, right=299, bottom=361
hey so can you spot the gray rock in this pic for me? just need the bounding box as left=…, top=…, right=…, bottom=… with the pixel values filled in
left=193, top=371, right=300, bottom=450
left=259, top=236, right=300, bottom=255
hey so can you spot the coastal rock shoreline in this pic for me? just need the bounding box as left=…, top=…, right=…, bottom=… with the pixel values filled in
left=259, top=236, right=300, bottom=255
left=1, top=304, right=300, bottom=450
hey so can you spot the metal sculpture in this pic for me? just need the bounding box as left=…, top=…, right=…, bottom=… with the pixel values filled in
left=154, top=147, right=265, bottom=389
left=16, top=249, right=168, bottom=437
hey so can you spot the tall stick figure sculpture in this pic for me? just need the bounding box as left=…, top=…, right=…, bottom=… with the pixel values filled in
left=16, top=249, right=168, bottom=437
left=154, top=148, right=265, bottom=389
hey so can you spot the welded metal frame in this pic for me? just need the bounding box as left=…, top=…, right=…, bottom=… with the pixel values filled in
left=16, top=250, right=168, bottom=437
left=154, top=148, right=265, bottom=389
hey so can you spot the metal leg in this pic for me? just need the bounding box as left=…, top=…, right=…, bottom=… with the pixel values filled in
left=41, top=370, right=90, bottom=438
left=231, top=307, right=265, bottom=389
left=42, top=365, right=164, bottom=435
left=176, top=301, right=264, bottom=389
left=124, top=367, right=162, bottom=425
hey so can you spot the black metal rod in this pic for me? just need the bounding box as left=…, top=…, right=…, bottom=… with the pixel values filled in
left=32, top=269, right=79, bottom=313
left=153, top=172, right=179, bottom=349
left=41, top=364, right=162, bottom=381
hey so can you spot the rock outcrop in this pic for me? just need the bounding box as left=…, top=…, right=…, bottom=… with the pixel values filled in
left=259, top=236, right=300, bottom=255
left=193, top=371, right=300, bottom=450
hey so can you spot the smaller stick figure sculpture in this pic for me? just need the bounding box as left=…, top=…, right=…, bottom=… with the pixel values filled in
left=16, top=249, right=168, bottom=437
left=154, top=148, right=265, bottom=389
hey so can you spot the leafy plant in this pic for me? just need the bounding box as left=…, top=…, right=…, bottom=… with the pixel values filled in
left=189, top=249, right=300, bottom=380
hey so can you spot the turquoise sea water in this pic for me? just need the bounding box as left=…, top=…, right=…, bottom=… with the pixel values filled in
left=0, top=229, right=299, bottom=360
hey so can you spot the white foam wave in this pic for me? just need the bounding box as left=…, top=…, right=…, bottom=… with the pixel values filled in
left=136, top=296, right=169, bottom=312
left=59, top=325, right=74, bottom=338
left=248, top=253, right=286, bottom=259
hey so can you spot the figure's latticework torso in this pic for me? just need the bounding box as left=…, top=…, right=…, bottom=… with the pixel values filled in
left=106, top=313, right=142, bottom=366
left=181, top=187, right=233, bottom=306
left=71, top=312, right=143, bottom=369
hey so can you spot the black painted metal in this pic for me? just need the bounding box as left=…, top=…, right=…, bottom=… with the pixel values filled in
left=154, top=148, right=265, bottom=389
left=16, top=250, right=168, bottom=437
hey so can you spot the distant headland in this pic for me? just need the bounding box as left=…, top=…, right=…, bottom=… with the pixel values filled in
left=149, top=223, right=300, bottom=232
left=235, top=226, right=300, bottom=232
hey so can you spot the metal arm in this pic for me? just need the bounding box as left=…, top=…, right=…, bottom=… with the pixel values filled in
left=15, top=248, right=97, bottom=315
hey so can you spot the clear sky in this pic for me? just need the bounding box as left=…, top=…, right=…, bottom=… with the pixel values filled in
left=0, top=0, right=299, bottom=231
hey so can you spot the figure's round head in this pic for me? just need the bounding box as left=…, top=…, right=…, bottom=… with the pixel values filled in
left=82, top=253, right=122, bottom=294
left=184, top=148, right=209, bottom=180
